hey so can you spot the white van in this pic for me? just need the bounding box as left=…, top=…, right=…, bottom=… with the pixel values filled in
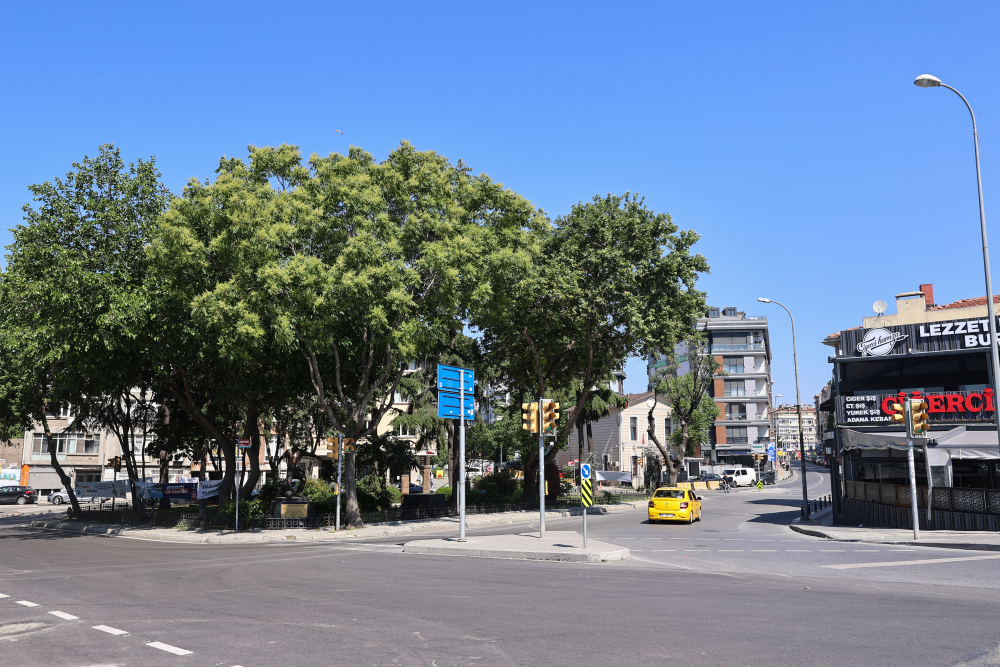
left=722, top=467, right=757, bottom=487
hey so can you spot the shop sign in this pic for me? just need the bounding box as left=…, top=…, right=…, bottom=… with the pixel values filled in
left=836, top=389, right=996, bottom=426
left=841, top=315, right=1000, bottom=358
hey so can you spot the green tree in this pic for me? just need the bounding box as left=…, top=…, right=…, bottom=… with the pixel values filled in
left=0, top=145, right=169, bottom=509
left=653, top=335, right=722, bottom=483
left=477, top=193, right=708, bottom=497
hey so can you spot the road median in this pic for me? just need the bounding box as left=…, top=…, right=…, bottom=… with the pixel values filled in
left=29, top=502, right=645, bottom=545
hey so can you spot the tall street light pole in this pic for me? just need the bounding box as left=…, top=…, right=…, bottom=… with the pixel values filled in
left=914, top=74, right=1000, bottom=452
left=758, top=298, right=810, bottom=518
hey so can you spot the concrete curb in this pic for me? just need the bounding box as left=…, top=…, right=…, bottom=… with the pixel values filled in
left=788, top=522, right=1000, bottom=552
left=29, top=502, right=645, bottom=545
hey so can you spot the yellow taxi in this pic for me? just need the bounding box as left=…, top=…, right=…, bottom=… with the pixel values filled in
left=648, top=486, right=702, bottom=524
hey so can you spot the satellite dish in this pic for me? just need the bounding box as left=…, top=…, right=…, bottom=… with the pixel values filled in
left=873, top=300, right=887, bottom=314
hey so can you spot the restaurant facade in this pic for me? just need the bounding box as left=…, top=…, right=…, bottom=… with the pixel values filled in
left=822, top=284, right=1000, bottom=528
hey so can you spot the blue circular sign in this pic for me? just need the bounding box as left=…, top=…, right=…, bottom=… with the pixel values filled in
left=581, top=463, right=592, bottom=480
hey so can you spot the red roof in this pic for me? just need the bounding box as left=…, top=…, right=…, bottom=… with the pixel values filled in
left=930, top=294, right=1000, bottom=311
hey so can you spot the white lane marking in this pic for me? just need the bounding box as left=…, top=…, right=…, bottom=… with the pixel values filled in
left=0, top=593, right=8, bottom=598
left=853, top=550, right=880, bottom=552
left=785, top=549, right=811, bottom=552
left=669, top=537, right=689, bottom=540
left=751, top=549, right=776, bottom=552
left=821, top=549, right=845, bottom=552
left=15, top=600, right=39, bottom=607
left=822, top=554, right=1000, bottom=570
left=718, top=549, right=744, bottom=552
left=147, top=641, right=194, bottom=656
left=49, top=611, right=79, bottom=620
left=724, top=538, right=743, bottom=541
left=93, top=625, right=129, bottom=635
left=889, top=549, right=918, bottom=552
left=641, top=538, right=663, bottom=540
left=752, top=539, right=774, bottom=542
left=651, top=549, right=676, bottom=552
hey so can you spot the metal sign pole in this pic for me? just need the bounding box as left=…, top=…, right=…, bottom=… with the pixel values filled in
left=904, top=401, right=920, bottom=541
left=336, top=438, right=342, bottom=532
left=459, top=378, right=467, bottom=542
left=538, top=395, right=545, bottom=538
left=236, top=463, right=241, bottom=534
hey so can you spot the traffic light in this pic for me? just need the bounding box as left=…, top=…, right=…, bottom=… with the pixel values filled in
left=909, top=398, right=930, bottom=436
left=888, top=399, right=905, bottom=427
left=542, top=400, right=560, bottom=434
left=343, top=438, right=355, bottom=453
left=521, top=402, right=539, bottom=434
left=113, top=456, right=122, bottom=473
left=326, top=436, right=340, bottom=460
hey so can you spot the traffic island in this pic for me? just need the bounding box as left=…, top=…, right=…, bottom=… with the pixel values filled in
left=402, top=530, right=630, bottom=563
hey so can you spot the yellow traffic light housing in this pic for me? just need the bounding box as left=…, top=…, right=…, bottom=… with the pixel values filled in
left=522, top=402, right=539, bottom=434
left=542, top=400, right=560, bottom=434
left=343, top=438, right=355, bottom=453
left=888, top=400, right=905, bottom=427
left=910, top=399, right=930, bottom=436
left=326, top=436, right=340, bottom=460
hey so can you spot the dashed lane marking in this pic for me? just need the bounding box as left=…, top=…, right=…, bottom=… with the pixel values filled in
left=15, top=600, right=39, bottom=607
left=718, top=549, right=744, bottom=552
left=785, top=550, right=811, bottom=552
left=651, top=549, right=676, bottom=552
left=49, top=611, right=79, bottom=620
left=0, top=593, right=8, bottom=598
left=822, top=554, right=1000, bottom=570
left=93, top=625, right=129, bottom=636
left=146, top=641, right=194, bottom=656
left=751, top=549, right=777, bottom=552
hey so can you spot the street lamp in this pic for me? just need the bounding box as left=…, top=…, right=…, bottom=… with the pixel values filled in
left=758, top=298, right=810, bottom=517
left=914, top=74, right=1000, bottom=454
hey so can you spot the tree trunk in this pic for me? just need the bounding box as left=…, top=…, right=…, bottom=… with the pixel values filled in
left=344, top=449, right=362, bottom=528
left=239, top=398, right=261, bottom=500
left=42, top=415, right=80, bottom=513
left=648, top=411, right=682, bottom=485
left=586, top=420, right=594, bottom=457
left=158, top=450, right=171, bottom=511
left=577, top=417, right=585, bottom=483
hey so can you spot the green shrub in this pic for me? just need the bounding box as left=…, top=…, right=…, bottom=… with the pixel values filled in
left=436, top=486, right=453, bottom=502
left=472, top=471, right=521, bottom=504
left=221, top=499, right=269, bottom=519
left=356, top=474, right=402, bottom=512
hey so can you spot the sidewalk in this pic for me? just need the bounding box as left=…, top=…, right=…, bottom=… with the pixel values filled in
left=29, top=502, right=645, bottom=545
left=403, top=530, right=630, bottom=563
left=789, top=508, right=1000, bottom=551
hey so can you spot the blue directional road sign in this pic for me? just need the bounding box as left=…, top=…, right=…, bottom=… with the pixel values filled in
left=437, top=365, right=474, bottom=394
left=437, top=392, right=475, bottom=419
left=581, top=463, right=592, bottom=480
left=767, top=443, right=776, bottom=462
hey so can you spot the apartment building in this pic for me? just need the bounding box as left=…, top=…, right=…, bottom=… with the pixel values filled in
left=774, top=404, right=817, bottom=459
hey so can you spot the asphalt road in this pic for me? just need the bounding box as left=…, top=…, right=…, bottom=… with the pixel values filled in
left=2, top=464, right=999, bottom=667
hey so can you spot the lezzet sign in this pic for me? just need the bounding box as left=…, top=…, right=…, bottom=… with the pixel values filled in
left=841, top=315, right=1000, bottom=358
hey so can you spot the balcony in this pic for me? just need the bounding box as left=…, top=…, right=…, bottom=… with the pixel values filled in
left=723, top=389, right=746, bottom=397
left=711, top=343, right=766, bottom=353
left=724, top=413, right=748, bottom=421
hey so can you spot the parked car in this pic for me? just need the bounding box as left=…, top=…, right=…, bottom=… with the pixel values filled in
left=0, top=486, right=37, bottom=505
left=763, top=470, right=776, bottom=485
left=648, top=487, right=702, bottom=524
left=700, top=473, right=722, bottom=482
left=47, top=489, right=106, bottom=505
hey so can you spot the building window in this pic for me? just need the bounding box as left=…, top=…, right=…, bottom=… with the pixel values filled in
left=708, top=308, right=719, bottom=318
left=725, top=404, right=747, bottom=420
left=395, top=422, right=418, bottom=437
left=723, top=307, right=736, bottom=317
left=665, top=418, right=673, bottom=441
left=722, top=357, right=744, bottom=374
left=724, top=380, right=744, bottom=397
left=726, top=427, right=748, bottom=444
left=629, top=417, right=637, bottom=441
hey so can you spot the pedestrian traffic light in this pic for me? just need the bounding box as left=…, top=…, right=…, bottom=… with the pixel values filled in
left=909, top=398, right=930, bottom=436
left=888, top=400, right=905, bottom=427
left=521, top=402, right=539, bottom=434
left=542, top=400, right=559, bottom=433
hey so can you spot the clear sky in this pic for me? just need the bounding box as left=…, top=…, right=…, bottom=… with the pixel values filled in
left=2, top=1, right=1000, bottom=402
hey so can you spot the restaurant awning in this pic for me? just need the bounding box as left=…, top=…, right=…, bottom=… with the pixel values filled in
left=841, top=426, right=1000, bottom=461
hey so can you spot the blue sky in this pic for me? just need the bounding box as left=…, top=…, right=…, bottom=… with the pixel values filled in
left=2, top=1, right=1000, bottom=402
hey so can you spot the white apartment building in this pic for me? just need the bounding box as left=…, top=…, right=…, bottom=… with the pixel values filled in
left=774, top=404, right=817, bottom=458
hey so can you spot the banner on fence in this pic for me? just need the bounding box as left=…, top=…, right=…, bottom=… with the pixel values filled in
left=197, top=479, right=223, bottom=499
left=134, top=482, right=163, bottom=500
left=595, top=471, right=632, bottom=483
left=163, top=483, right=197, bottom=501
left=75, top=481, right=130, bottom=499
